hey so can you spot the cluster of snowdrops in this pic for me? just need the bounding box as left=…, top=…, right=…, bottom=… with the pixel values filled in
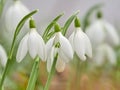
left=0, top=0, right=119, bottom=90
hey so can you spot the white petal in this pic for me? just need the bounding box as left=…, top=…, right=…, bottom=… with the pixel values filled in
left=5, top=1, right=29, bottom=33
left=74, top=28, right=86, bottom=61
left=105, top=44, right=116, bottom=65
left=84, top=34, right=92, bottom=58
left=35, top=31, right=46, bottom=61
left=45, top=36, right=55, bottom=61
left=28, top=29, right=39, bottom=59
left=86, top=20, right=105, bottom=47
left=104, top=21, right=119, bottom=46
left=0, top=45, right=7, bottom=67
left=69, top=32, right=74, bottom=49
left=93, top=45, right=105, bottom=66
left=56, top=57, right=66, bottom=72
left=47, top=47, right=54, bottom=72
left=16, top=33, right=29, bottom=62
left=59, top=32, right=73, bottom=62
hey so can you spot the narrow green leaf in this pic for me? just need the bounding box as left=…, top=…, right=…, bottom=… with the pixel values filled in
left=26, top=57, right=40, bottom=90
left=42, top=13, right=64, bottom=41
left=14, top=9, right=38, bottom=37
left=44, top=53, right=58, bottom=90
left=62, top=11, right=79, bottom=36
left=82, top=3, right=104, bottom=30
left=46, top=31, right=55, bottom=42
left=0, top=0, right=5, bottom=17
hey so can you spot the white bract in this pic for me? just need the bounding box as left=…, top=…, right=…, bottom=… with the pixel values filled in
left=93, top=43, right=116, bottom=66
left=86, top=19, right=119, bottom=47
left=0, top=45, right=7, bottom=67
left=46, top=32, right=73, bottom=72
left=5, top=0, right=29, bottom=33
left=16, top=28, right=45, bottom=62
left=69, top=27, right=92, bottom=61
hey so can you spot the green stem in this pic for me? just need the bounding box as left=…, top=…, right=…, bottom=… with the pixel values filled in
left=73, top=53, right=82, bottom=90
left=76, top=60, right=81, bottom=90
left=26, top=57, right=40, bottom=90
left=0, top=35, right=16, bottom=90
left=0, top=0, right=6, bottom=17
left=0, top=59, right=10, bottom=90
left=44, top=53, right=58, bottom=90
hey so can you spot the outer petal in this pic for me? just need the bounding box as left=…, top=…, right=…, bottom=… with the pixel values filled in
left=84, top=34, right=92, bottom=58
left=16, top=33, right=29, bottom=62
left=59, top=32, right=73, bottom=62
left=5, top=0, right=29, bottom=33
left=93, top=45, right=105, bottom=66
left=86, top=20, right=105, bottom=47
left=35, top=31, right=46, bottom=61
left=68, top=32, right=74, bottom=49
left=104, top=21, right=119, bottom=46
left=105, top=44, right=116, bottom=65
left=56, top=57, right=66, bottom=72
left=45, top=36, right=55, bottom=60
left=0, top=45, right=7, bottom=67
left=47, top=47, right=54, bottom=72
left=74, top=28, right=86, bottom=61
left=28, top=29, right=39, bottom=59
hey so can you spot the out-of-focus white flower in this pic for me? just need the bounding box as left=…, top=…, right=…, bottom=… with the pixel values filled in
left=93, top=43, right=116, bottom=66
left=16, top=28, right=45, bottom=62
left=69, top=27, right=92, bottom=61
left=86, top=19, right=119, bottom=47
left=46, top=30, right=73, bottom=72
left=0, top=45, right=7, bottom=67
left=5, top=0, right=29, bottom=33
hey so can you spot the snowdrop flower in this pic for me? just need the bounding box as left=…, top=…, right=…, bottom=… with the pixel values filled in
left=69, top=17, right=92, bottom=61
left=46, top=23, right=73, bottom=72
left=86, top=12, right=119, bottom=47
left=0, top=45, right=7, bottom=67
left=93, top=43, right=116, bottom=66
left=5, top=0, right=29, bottom=33
left=16, top=19, right=45, bottom=62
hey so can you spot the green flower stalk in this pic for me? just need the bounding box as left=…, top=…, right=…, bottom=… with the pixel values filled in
left=26, top=56, right=40, bottom=90
left=43, top=53, right=58, bottom=90
left=0, top=0, right=6, bottom=17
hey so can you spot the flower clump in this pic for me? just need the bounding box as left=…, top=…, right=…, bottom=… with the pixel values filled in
left=16, top=17, right=92, bottom=72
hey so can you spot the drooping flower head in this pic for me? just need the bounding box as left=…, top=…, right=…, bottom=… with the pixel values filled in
left=0, top=45, right=7, bottom=67
left=46, top=23, right=73, bottom=72
left=86, top=11, right=119, bottom=47
left=69, top=17, right=92, bottom=61
left=5, top=0, right=30, bottom=33
left=16, top=18, right=45, bottom=62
